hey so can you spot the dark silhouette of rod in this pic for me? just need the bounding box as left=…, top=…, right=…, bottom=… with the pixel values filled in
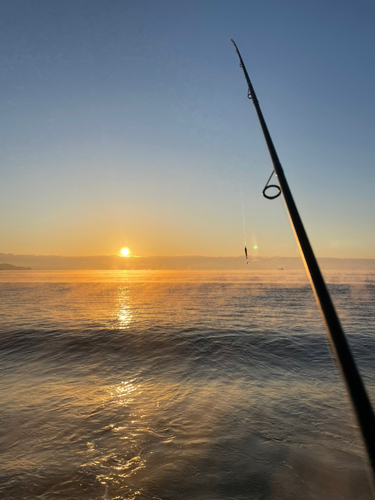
left=231, top=39, right=375, bottom=476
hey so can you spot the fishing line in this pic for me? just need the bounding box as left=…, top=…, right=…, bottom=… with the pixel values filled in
left=240, top=188, right=249, bottom=264
left=240, top=188, right=247, bottom=246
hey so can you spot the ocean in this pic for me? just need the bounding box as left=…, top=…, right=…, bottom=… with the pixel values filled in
left=1, top=270, right=375, bottom=500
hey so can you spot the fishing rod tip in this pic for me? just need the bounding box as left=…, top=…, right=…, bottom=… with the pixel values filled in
left=230, top=39, right=239, bottom=52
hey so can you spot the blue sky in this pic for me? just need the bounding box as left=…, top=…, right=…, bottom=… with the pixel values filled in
left=1, top=0, right=375, bottom=258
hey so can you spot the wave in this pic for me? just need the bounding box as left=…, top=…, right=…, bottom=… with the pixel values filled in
left=2, top=326, right=374, bottom=384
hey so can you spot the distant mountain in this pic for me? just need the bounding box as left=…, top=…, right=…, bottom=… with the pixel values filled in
left=0, top=263, right=32, bottom=270
left=1, top=253, right=375, bottom=270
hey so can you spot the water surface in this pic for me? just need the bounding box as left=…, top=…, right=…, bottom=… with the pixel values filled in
left=1, top=270, right=375, bottom=499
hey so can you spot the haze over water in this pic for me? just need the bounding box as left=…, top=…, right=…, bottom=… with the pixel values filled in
left=1, top=270, right=375, bottom=499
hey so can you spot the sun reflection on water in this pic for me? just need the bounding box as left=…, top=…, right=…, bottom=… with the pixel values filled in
left=115, top=286, right=133, bottom=329
left=111, top=379, right=139, bottom=405
left=89, top=379, right=149, bottom=495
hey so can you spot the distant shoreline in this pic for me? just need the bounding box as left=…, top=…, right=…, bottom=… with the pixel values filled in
left=0, top=263, right=32, bottom=271
left=2, top=253, right=375, bottom=271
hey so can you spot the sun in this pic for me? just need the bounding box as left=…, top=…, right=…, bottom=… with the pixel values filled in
left=120, top=247, right=130, bottom=257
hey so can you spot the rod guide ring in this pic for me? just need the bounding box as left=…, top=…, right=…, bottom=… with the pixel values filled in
left=262, top=184, right=281, bottom=199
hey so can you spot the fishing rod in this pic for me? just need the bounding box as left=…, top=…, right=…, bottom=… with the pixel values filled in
left=231, top=39, right=375, bottom=476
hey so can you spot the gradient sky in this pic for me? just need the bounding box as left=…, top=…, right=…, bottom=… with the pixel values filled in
left=1, top=0, right=375, bottom=258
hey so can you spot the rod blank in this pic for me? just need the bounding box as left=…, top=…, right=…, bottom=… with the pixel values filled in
left=231, top=39, right=375, bottom=476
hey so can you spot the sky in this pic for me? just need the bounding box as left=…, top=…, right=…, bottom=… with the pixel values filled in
left=1, top=0, right=375, bottom=259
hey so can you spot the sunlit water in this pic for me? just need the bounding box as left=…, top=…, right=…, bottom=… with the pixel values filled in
left=1, top=270, right=375, bottom=499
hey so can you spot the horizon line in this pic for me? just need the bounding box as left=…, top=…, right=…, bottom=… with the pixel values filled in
left=1, top=253, right=375, bottom=261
